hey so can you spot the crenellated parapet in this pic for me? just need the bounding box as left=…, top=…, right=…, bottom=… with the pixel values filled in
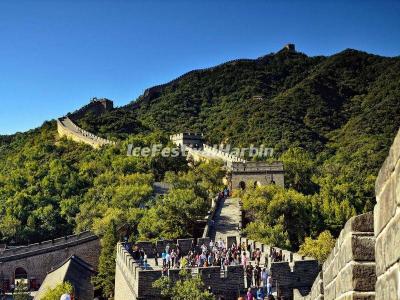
left=202, top=144, right=246, bottom=163
left=374, top=127, right=400, bottom=299
left=296, top=128, right=400, bottom=299
left=114, top=242, right=244, bottom=300
left=0, top=231, right=100, bottom=292
left=0, top=231, right=98, bottom=261
left=57, top=116, right=116, bottom=148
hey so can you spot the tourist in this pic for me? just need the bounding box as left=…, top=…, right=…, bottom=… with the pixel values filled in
left=254, top=264, right=261, bottom=287
left=246, top=288, right=254, bottom=300
left=161, top=251, right=166, bottom=267
left=241, top=251, right=248, bottom=267
left=166, top=251, right=171, bottom=268
left=139, top=248, right=145, bottom=265
left=246, top=262, right=253, bottom=288
left=255, top=248, right=261, bottom=265
left=170, top=249, right=177, bottom=267
left=153, top=247, right=158, bottom=266
left=266, top=275, right=273, bottom=296
left=60, top=293, right=71, bottom=300
left=256, top=287, right=264, bottom=300
left=261, top=268, right=268, bottom=288
left=143, top=252, right=148, bottom=269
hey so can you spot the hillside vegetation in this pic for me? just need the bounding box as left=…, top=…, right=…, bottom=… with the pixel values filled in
left=78, top=47, right=400, bottom=227
left=1, top=46, right=400, bottom=296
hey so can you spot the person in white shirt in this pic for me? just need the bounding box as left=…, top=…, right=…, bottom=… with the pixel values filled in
left=60, top=294, right=71, bottom=300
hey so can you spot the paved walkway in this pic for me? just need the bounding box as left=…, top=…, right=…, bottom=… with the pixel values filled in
left=210, top=197, right=241, bottom=242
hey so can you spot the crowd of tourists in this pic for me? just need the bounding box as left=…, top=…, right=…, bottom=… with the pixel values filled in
left=125, top=187, right=284, bottom=299
left=127, top=238, right=275, bottom=299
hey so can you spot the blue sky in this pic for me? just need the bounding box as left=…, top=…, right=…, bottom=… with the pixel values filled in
left=0, top=0, right=399, bottom=134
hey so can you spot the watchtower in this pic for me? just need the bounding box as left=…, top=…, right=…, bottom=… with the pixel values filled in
left=170, top=132, right=204, bottom=149
left=284, top=43, right=296, bottom=51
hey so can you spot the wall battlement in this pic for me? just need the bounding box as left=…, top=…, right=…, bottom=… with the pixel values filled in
left=296, top=128, right=400, bottom=300
left=170, top=132, right=284, bottom=189
left=57, top=98, right=116, bottom=148
left=202, top=144, right=246, bottom=163
left=0, top=231, right=98, bottom=261
left=114, top=243, right=244, bottom=300
left=0, top=232, right=100, bottom=291
left=57, top=117, right=116, bottom=148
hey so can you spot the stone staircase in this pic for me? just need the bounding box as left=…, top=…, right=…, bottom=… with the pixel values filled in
left=211, top=197, right=242, bottom=242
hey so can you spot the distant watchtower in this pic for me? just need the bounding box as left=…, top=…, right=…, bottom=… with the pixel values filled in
left=91, top=97, right=114, bottom=111
left=284, top=43, right=295, bottom=51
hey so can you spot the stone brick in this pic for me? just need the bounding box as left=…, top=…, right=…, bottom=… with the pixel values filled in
left=375, top=144, right=397, bottom=198
left=374, top=234, right=385, bottom=277
left=351, top=235, right=375, bottom=262
left=352, top=263, right=376, bottom=292
left=383, top=211, right=400, bottom=270
left=336, top=292, right=375, bottom=300
left=350, top=212, right=374, bottom=233
left=374, top=176, right=396, bottom=236
left=395, top=162, right=400, bottom=206
left=375, top=262, right=400, bottom=300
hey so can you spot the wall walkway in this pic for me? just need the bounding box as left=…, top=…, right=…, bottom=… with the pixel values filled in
left=57, top=116, right=115, bottom=149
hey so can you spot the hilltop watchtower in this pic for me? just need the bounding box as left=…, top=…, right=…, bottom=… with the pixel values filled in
left=90, top=97, right=114, bottom=111
left=284, top=43, right=295, bottom=51
left=170, top=132, right=204, bottom=149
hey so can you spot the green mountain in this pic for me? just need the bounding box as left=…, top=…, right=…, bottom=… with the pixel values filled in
left=78, top=47, right=400, bottom=154
left=1, top=46, right=400, bottom=245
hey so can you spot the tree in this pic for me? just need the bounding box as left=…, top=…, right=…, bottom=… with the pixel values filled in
left=138, top=188, right=208, bottom=239
left=242, top=185, right=311, bottom=250
left=13, top=283, right=30, bottom=300
left=153, top=269, right=215, bottom=300
left=92, top=220, right=118, bottom=298
left=41, top=282, right=74, bottom=300
left=299, top=230, right=336, bottom=263
left=280, top=147, right=317, bottom=194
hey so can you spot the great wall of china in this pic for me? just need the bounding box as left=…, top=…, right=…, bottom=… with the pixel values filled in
left=115, top=128, right=400, bottom=299
left=57, top=98, right=116, bottom=149
left=0, top=231, right=100, bottom=291
left=47, top=99, right=400, bottom=298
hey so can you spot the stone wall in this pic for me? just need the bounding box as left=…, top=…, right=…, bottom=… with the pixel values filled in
left=202, top=144, right=246, bottom=163
left=57, top=117, right=116, bottom=148
left=238, top=236, right=318, bottom=299
left=170, top=133, right=285, bottom=191
left=170, top=132, right=204, bottom=148
left=295, top=128, right=400, bottom=300
left=114, top=243, right=245, bottom=300
left=322, top=213, right=375, bottom=300
left=271, top=260, right=319, bottom=299
left=374, top=128, right=400, bottom=299
left=229, top=161, right=285, bottom=189
left=0, top=232, right=100, bottom=291
left=294, top=213, right=376, bottom=300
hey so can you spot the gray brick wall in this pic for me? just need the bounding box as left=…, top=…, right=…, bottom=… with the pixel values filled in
left=374, top=128, right=400, bottom=299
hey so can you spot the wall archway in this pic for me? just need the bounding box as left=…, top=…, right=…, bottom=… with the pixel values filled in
left=239, top=181, right=246, bottom=190
left=14, top=267, right=27, bottom=280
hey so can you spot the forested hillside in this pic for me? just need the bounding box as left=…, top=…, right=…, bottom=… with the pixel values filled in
left=0, top=46, right=400, bottom=294
left=77, top=47, right=400, bottom=223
